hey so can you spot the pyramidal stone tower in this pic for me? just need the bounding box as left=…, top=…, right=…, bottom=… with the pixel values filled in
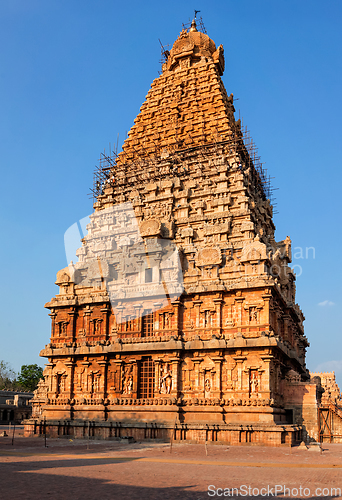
left=26, top=20, right=320, bottom=445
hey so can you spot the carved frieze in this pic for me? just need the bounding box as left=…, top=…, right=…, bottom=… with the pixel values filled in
left=204, top=222, right=230, bottom=236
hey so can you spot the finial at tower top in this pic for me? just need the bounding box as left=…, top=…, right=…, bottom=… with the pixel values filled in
left=190, top=9, right=200, bottom=32
left=190, top=19, right=198, bottom=32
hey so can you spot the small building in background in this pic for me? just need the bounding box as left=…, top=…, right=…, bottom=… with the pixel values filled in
left=0, top=390, right=33, bottom=424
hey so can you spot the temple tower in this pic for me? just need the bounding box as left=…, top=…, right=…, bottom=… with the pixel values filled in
left=26, top=20, right=317, bottom=445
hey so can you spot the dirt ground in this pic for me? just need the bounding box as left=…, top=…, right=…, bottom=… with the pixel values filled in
left=0, top=428, right=342, bottom=500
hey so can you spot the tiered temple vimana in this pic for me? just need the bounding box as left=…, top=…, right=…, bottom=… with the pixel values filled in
left=26, top=19, right=323, bottom=445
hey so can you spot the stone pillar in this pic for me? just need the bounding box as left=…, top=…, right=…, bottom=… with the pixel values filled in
left=233, top=356, right=246, bottom=393
left=169, top=357, right=180, bottom=397
left=173, top=300, right=181, bottom=337
left=131, top=360, right=138, bottom=398
left=133, top=304, right=143, bottom=335
left=67, top=309, right=76, bottom=342
left=44, top=363, right=54, bottom=393
left=273, top=359, right=281, bottom=396
left=152, top=302, right=163, bottom=333
left=64, top=360, right=74, bottom=401
left=81, top=361, right=90, bottom=393
left=235, top=297, right=245, bottom=328
left=186, top=303, right=194, bottom=331
left=260, top=355, right=272, bottom=399
left=49, top=310, right=57, bottom=339
left=52, top=372, right=58, bottom=394
left=98, top=359, right=108, bottom=399
left=262, top=290, right=272, bottom=329
left=258, top=369, right=264, bottom=395
left=213, top=297, right=223, bottom=335
left=154, top=359, right=161, bottom=394
left=101, top=305, right=110, bottom=341
left=212, top=356, right=223, bottom=398
left=111, top=360, right=123, bottom=395
left=83, top=307, right=92, bottom=336
left=193, top=299, right=202, bottom=328
left=283, top=313, right=291, bottom=342
left=243, top=368, right=250, bottom=394
left=192, top=359, right=202, bottom=393
left=152, top=258, right=161, bottom=283
left=116, top=306, right=124, bottom=332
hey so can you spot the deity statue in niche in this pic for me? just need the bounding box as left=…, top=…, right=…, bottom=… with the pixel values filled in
left=250, top=369, right=259, bottom=396
left=249, top=307, right=258, bottom=323
left=204, top=373, right=211, bottom=398
left=231, top=369, right=238, bottom=389
left=56, top=374, right=64, bottom=394
left=92, top=374, right=100, bottom=393
left=106, top=369, right=113, bottom=388
left=126, top=375, right=133, bottom=394
left=92, top=319, right=102, bottom=335
left=58, top=321, right=68, bottom=337
left=75, top=367, right=85, bottom=391
left=160, top=363, right=172, bottom=394
left=203, top=310, right=213, bottom=328
left=122, top=364, right=133, bottom=395
left=162, top=313, right=170, bottom=329
left=88, top=372, right=95, bottom=394
left=232, top=305, right=238, bottom=325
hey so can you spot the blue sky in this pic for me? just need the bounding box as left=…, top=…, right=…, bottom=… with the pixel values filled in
left=0, top=0, right=341, bottom=385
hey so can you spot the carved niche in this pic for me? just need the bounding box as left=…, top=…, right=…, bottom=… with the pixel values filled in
left=240, top=236, right=267, bottom=263
left=159, top=362, right=172, bottom=394
left=52, top=361, right=68, bottom=396
left=181, top=357, right=194, bottom=391
left=74, top=366, right=85, bottom=392
left=196, top=247, right=222, bottom=267
left=224, top=355, right=237, bottom=390
left=243, top=299, right=264, bottom=326
left=199, top=356, right=216, bottom=397
left=139, top=218, right=161, bottom=237
left=122, top=363, right=134, bottom=395
left=244, top=355, right=263, bottom=397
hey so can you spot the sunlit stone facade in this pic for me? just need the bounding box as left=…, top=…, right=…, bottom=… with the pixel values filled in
left=25, top=20, right=320, bottom=445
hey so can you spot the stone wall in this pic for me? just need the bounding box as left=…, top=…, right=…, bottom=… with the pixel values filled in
left=283, top=381, right=319, bottom=442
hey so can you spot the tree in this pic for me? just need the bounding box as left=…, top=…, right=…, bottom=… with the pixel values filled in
left=0, top=360, right=17, bottom=390
left=17, top=364, right=43, bottom=392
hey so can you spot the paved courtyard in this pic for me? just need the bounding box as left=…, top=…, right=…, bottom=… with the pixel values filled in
left=0, top=429, right=342, bottom=499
